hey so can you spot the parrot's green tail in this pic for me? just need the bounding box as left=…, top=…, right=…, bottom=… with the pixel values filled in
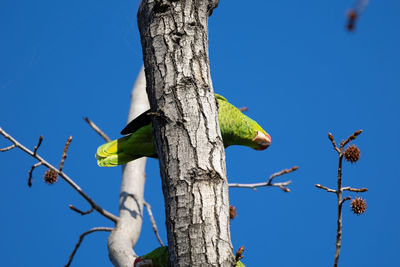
left=96, top=136, right=138, bottom=167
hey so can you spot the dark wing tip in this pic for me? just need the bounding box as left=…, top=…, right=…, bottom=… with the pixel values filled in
left=120, top=126, right=131, bottom=135
left=120, top=109, right=152, bottom=135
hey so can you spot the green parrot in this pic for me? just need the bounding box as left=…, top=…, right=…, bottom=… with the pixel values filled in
left=134, top=246, right=168, bottom=267
left=134, top=246, right=246, bottom=267
left=96, top=94, right=271, bottom=167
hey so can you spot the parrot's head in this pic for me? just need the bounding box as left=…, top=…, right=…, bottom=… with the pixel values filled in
left=215, top=93, right=271, bottom=151
left=134, top=257, right=153, bottom=267
left=234, top=117, right=271, bottom=151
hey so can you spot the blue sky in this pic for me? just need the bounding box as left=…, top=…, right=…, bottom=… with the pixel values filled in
left=1, top=0, right=399, bottom=266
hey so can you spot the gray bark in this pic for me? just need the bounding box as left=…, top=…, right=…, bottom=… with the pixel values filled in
left=138, top=1, right=234, bottom=266
left=108, top=67, right=150, bottom=267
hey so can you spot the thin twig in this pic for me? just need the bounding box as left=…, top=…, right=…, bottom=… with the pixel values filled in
left=341, top=186, right=368, bottom=193
left=238, top=107, right=248, bottom=112
left=229, top=180, right=292, bottom=192
left=64, top=227, right=113, bottom=267
left=328, top=133, right=340, bottom=154
left=69, top=205, right=94, bottom=216
left=229, top=166, right=298, bottom=192
left=84, top=117, right=111, bottom=142
left=315, top=184, right=337, bottom=193
left=143, top=201, right=164, bottom=246
left=28, top=162, right=42, bottom=187
left=235, top=246, right=245, bottom=263
left=0, top=144, right=16, bottom=152
left=333, top=143, right=344, bottom=267
left=340, top=196, right=352, bottom=205
left=33, top=135, right=43, bottom=156
left=59, top=136, right=72, bottom=172
left=268, top=166, right=298, bottom=182
left=0, top=127, right=118, bottom=223
left=343, top=129, right=362, bottom=147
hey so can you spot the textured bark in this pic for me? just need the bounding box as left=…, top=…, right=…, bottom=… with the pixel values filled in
left=138, top=1, right=234, bottom=266
left=108, top=67, right=149, bottom=267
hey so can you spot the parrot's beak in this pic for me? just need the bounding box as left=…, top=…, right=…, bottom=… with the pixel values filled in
left=253, top=131, right=271, bottom=150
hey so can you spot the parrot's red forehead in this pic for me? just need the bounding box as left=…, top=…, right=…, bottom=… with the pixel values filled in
left=134, top=257, right=142, bottom=267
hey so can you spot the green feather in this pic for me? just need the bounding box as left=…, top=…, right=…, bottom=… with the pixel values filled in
left=236, top=260, right=246, bottom=267
left=217, top=94, right=268, bottom=149
left=141, top=246, right=169, bottom=267
left=96, top=94, right=270, bottom=167
left=137, top=246, right=245, bottom=267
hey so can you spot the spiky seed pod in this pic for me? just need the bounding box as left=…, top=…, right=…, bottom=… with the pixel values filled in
left=344, top=144, right=361, bottom=163
left=229, top=205, right=237, bottom=220
left=44, top=169, right=58, bottom=184
left=351, top=197, right=367, bottom=215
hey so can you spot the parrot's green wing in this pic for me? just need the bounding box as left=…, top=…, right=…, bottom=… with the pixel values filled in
left=120, top=109, right=152, bottom=135
left=96, top=93, right=270, bottom=167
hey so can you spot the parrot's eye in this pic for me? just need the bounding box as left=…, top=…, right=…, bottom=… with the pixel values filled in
left=252, top=131, right=271, bottom=150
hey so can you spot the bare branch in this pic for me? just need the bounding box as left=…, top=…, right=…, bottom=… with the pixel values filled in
left=340, top=196, right=352, bottom=206
left=235, top=246, right=245, bottom=263
left=238, top=107, right=248, bottom=112
left=0, top=127, right=118, bottom=223
left=33, top=135, right=43, bottom=156
left=229, top=180, right=292, bottom=192
left=341, top=186, right=368, bottom=193
left=0, top=144, right=16, bottom=152
left=107, top=66, right=150, bottom=266
left=333, top=148, right=345, bottom=267
left=28, top=162, right=42, bottom=187
left=64, top=227, right=113, bottom=267
left=320, top=130, right=367, bottom=267
left=59, top=136, right=72, bottom=172
left=343, top=129, right=362, bottom=147
left=69, top=205, right=94, bottom=216
left=328, top=132, right=340, bottom=154
left=268, top=166, right=298, bottom=182
left=315, top=184, right=337, bottom=193
left=229, top=166, right=298, bottom=192
left=84, top=117, right=111, bottom=142
left=144, top=201, right=164, bottom=246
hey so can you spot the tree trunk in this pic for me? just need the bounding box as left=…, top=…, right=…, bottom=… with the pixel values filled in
left=138, top=0, right=234, bottom=266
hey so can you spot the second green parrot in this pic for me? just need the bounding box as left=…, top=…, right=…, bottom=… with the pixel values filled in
left=134, top=246, right=246, bottom=267
left=96, top=94, right=271, bottom=167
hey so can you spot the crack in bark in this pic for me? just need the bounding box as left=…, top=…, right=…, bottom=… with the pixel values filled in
left=188, top=182, right=195, bottom=266
left=198, top=186, right=210, bottom=264
left=213, top=185, right=222, bottom=264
